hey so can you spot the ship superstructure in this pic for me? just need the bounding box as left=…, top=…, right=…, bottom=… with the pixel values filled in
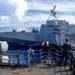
left=39, top=19, right=72, bottom=45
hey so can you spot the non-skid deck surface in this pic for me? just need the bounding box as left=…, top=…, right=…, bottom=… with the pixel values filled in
left=0, top=61, right=72, bottom=75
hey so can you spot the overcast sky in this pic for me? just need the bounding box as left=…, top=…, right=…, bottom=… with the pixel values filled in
left=0, top=0, right=75, bottom=31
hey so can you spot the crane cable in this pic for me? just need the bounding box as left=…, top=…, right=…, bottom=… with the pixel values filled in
left=0, top=9, right=27, bottom=24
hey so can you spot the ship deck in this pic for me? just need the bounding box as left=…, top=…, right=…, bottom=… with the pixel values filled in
left=0, top=60, right=72, bottom=75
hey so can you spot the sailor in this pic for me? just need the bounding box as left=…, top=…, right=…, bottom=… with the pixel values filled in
left=58, top=38, right=71, bottom=66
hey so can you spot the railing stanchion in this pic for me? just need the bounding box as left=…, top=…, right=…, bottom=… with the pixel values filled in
left=17, top=50, right=20, bottom=66
left=40, top=49, right=42, bottom=62
left=10, top=56, right=12, bottom=66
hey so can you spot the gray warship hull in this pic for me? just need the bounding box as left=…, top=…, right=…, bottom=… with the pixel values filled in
left=0, top=20, right=75, bottom=46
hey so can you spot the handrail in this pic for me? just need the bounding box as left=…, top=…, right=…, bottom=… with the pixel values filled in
left=0, top=50, right=20, bottom=66
left=0, top=50, right=29, bottom=66
left=0, top=53, right=17, bottom=56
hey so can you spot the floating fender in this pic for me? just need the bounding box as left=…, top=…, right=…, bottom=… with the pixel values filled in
left=2, top=56, right=9, bottom=63
left=0, top=41, right=9, bottom=63
left=0, top=41, right=8, bottom=53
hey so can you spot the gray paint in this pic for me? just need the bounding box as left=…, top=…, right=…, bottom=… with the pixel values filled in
left=0, top=20, right=75, bottom=46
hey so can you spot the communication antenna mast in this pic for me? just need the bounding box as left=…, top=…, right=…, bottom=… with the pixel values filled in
left=48, top=5, right=58, bottom=24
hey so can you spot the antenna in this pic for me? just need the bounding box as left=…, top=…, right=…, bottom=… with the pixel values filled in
left=48, top=5, right=58, bottom=24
